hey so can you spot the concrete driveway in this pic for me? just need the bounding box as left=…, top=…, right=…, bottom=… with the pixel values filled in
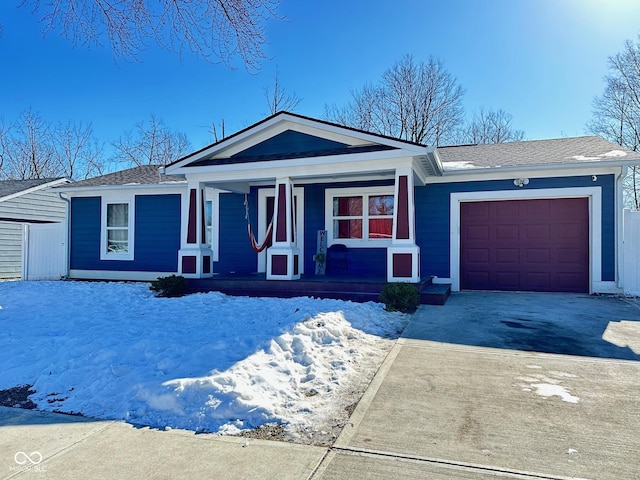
left=315, top=292, right=640, bottom=479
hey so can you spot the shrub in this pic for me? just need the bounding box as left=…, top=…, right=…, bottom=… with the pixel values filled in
left=150, top=275, right=187, bottom=298
left=379, top=282, right=419, bottom=313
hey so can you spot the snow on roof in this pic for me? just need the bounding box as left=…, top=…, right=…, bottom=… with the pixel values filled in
left=437, top=136, right=640, bottom=171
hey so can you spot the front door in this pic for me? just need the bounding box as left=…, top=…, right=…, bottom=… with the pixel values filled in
left=257, top=187, right=304, bottom=273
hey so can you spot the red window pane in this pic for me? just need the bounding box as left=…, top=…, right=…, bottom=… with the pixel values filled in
left=334, top=219, right=362, bottom=239
left=369, top=195, right=394, bottom=216
left=334, top=197, right=362, bottom=216
left=369, top=218, right=393, bottom=239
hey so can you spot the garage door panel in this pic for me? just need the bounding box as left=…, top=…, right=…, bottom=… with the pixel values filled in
left=466, top=248, right=489, bottom=263
left=466, top=225, right=490, bottom=240
left=460, top=198, right=589, bottom=293
left=496, top=249, right=519, bottom=264
left=495, top=224, right=519, bottom=240
left=495, top=272, right=521, bottom=289
left=526, top=224, right=551, bottom=239
left=526, top=249, right=550, bottom=263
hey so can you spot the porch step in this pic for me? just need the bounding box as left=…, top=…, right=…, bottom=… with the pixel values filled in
left=419, top=282, right=452, bottom=306
left=188, top=274, right=451, bottom=306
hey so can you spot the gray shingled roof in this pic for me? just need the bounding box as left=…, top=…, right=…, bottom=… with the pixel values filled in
left=437, top=136, right=640, bottom=171
left=63, top=165, right=185, bottom=188
left=0, top=178, right=64, bottom=200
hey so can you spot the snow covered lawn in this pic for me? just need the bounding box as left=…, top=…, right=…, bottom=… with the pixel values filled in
left=0, top=281, right=408, bottom=444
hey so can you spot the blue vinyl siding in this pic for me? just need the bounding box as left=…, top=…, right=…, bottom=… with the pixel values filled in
left=70, top=194, right=181, bottom=272
left=415, top=175, right=616, bottom=281
left=215, top=192, right=257, bottom=273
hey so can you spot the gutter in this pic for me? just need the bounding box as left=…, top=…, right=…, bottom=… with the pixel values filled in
left=438, top=158, right=640, bottom=178
left=58, top=192, right=71, bottom=279
left=615, top=166, right=628, bottom=290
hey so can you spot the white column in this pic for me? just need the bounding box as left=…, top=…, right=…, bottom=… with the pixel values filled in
left=267, top=177, right=301, bottom=280
left=178, top=180, right=213, bottom=278
left=387, top=167, right=420, bottom=283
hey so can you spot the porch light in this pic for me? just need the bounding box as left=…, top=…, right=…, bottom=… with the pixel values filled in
left=514, top=178, right=529, bottom=188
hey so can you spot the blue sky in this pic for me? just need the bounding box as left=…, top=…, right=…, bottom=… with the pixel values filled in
left=1, top=0, right=640, bottom=153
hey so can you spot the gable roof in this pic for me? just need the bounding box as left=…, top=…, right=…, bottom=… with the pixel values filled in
left=168, top=111, right=428, bottom=169
left=61, top=165, right=185, bottom=189
left=0, top=178, right=69, bottom=202
left=437, top=136, right=640, bottom=171
left=166, top=112, right=441, bottom=180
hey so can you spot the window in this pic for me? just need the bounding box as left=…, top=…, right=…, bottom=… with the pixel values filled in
left=101, top=198, right=134, bottom=260
left=326, top=187, right=394, bottom=246
left=205, top=200, right=213, bottom=248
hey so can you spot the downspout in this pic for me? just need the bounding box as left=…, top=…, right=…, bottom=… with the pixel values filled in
left=58, top=192, right=71, bottom=279
left=615, top=166, right=628, bottom=290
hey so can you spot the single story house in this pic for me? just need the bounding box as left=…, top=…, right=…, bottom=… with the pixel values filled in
left=0, top=178, right=70, bottom=279
left=58, top=112, right=640, bottom=297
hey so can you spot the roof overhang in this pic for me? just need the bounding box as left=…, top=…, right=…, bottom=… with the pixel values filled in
left=0, top=178, right=71, bottom=203
left=166, top=112, right=443, bottom=186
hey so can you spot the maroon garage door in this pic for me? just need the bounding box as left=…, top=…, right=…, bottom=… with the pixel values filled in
left=460, top=198, right=589, bottom=293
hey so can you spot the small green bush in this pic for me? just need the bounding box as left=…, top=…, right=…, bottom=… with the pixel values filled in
left=379, top=282, right=419, bottom=313
left=150, top=275, right=187, bottom=298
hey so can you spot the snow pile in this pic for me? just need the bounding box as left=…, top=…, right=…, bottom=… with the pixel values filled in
left=0, top=281, right=407, bottom=441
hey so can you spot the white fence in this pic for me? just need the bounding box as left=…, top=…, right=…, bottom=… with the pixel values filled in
left=624, top=209, right=640, bottom=296
left=21, top=223, right=67, bottom=281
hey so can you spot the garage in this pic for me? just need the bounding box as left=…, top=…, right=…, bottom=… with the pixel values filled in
left=460, top=198, right=589, bottom=293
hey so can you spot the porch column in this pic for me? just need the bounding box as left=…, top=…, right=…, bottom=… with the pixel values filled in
left=387, top=167, right=420, bottom=283
left=178, top=181, right=213, bottom=278
left=266, top=177, right=301, bottom=280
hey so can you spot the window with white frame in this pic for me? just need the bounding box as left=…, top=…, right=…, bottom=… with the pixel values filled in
left=101, top=198, right=134, bottom=260
left=204, top=189, right=220, bottom=262
left=325, top=187, right=395, bottom=246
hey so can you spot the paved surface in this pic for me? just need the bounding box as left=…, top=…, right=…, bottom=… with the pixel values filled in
left=317, top=292, right=640, bottom=479
left=2, top=292, right=639, bottom=479
left=0, top=408, right=326, bottom=479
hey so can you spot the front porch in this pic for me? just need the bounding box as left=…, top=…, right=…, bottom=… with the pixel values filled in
left=188, top=274, right=451, bottom=305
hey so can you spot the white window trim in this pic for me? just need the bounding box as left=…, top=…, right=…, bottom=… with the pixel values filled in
left=449, top=187, right=602, bottom=293
left=204, top=188, right=221, bottom=262
left=100, top=196, right=135, bottom=261
left=325, top=186, right=395, bottom=248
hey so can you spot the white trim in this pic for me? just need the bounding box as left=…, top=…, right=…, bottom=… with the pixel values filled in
left=100, top=195, right=135, bottom=261
left=429, top=165, right=623, bottom=184
left=58, top=183, right=186, bottom=196
left=449, top=187, right=602, bottom=293
left=69, top=269, right=176, bottom=281
left=0, top=178, right=70, bottom=203
left=325, top=186, right=395, bottom=248
left=257, top=187, right=304, bottom=273
left=204, top=188, right=220, bottom=262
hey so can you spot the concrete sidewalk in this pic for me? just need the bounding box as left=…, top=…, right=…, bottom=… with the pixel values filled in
left=0, top=407, right=327, bottom=479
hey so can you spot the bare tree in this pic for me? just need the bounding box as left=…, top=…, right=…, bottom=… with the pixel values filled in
left=325, top=55, right=465, bottom=146
left=0, top=109, right=58, bottom=180
left=0, top=110, right=108, bottom=180
left=13, top=0, right=281, bottom=70
left=264, top=68, right=301, bottom=115
left=210, top=118, right=226, bottom=143
left=587, top=35, right=640, bottom=209
left=112, top=115, right=192, bottom=166
left=53, top=121, right=105, bottom=179
left=460, top=108, right=525, bottom=144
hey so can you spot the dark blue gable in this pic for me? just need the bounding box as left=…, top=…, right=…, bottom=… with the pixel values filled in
left=70, top=194, right=181, bottom=272
left=233, top=130, right=348, bottom=158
